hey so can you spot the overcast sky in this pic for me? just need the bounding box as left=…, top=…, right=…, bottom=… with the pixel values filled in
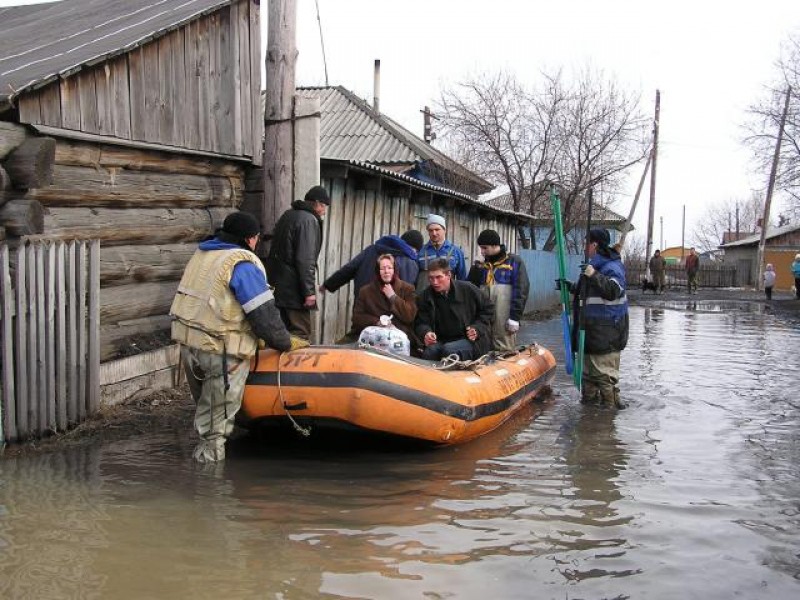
left=3, top=0, right=799, bottom=249
left=289, top=0, right=800, bottom=249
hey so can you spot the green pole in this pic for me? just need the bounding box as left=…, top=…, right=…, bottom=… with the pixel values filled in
left=551, top=188, right=574, bottom=376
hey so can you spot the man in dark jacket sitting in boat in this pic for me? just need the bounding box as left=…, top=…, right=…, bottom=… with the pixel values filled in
left=415, top=258, right=494, bottom=361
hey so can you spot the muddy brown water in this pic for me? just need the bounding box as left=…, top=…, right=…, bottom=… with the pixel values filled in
left=1, top=302, right=799, bottom=599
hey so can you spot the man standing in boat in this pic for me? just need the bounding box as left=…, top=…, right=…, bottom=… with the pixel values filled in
left=266, top=185, right=330, bottom=340
left=469, top=229, right=530, bottom=352
left=571, top=228, right=629, bottom=409
left=170, top=211, right=308, bottom=463
left=416, top=214, right=467, bottom=290
left=415, top=258, right=494, bottom=361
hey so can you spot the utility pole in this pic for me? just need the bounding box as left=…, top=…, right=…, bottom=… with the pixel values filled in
left=756, top=85, right=792, bottom=290
left=619, top=148, right=651, bottom=248
left=421, top=106, right=438, bottom=144
left=681, top=205, right=686, bottom=262
left=659, top=216, right=663, bottom=250
left=646, top=90, right=660, bottom=266
left=262, top=0, right=298, bottom=241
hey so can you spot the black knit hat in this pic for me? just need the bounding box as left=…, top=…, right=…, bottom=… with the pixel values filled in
left=400, top=229, right=424, bottom=251
left=477, top=229, right=501, bottom=246
left=222, top=211, right=260, bottom=239
left=588, top=227, right=610, bottom=248
left=305, top=185, right=330, bottom=205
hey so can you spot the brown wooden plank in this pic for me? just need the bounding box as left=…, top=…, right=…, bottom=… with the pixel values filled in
left=1, top=245, right=17, bottom=442
left=237, top=0, right=252, bottom=157
left=60, top=77, right=81, bottom=131
left=157, top=34, right=175, bottom=145
left=128, top=47, right=146, bottom=141
left=170, top=28, right=186, bottom=148
left=18, top=94, right=42, bottom=125
left=39, top=84, right=63, bottom=127
left=319, top=178, right=344, bottom=343
left=26, top=245, right=39, bottom=436
left=77, top=69, right=99, bottom=134
left=44, top=243, right=57, bottom=431
left=208, top=12, right=221, bottom=153
left=66, top=241, right=78, bottom=423
left=14, top=245, right=28, bottom=437
left=183, top=19, right=200, bottom=150
left=29, top=164, right=241, bottom=208
left=55, top=242, right=68, bottom=430
left=99, top=243, right=196, bottom=286
left=142, top=42, right=161, bottom=143
left=218, top=5, right=237, bottom=155
left=87, top=240, right=100, bottom=415
left=109, top=55, right=132, bottom=140
left=101, top=280, right=179, bottom=324
left=249, top=0, right=262, bottom=165
left=94, top=64, right=113, bottom=135
left=196, top=16, right=211, bottom=151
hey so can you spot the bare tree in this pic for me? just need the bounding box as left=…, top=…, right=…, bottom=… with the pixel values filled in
left=437, top=67, right=649, bottom=249
left=746, top=33, right=800, bottom=220
left=691, top=193, right=764, bottom=251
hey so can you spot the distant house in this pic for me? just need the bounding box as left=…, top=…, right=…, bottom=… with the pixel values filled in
left=249, top=85, right=535, bottom=343
left=719, top=223, right=800, bottom=289
left=484, top=188, right=629, bottom=252
left=0, top=0, right=264, bottom=361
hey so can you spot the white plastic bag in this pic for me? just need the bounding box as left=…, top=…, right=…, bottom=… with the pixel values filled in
left=358, top=325, right=410, bottom=356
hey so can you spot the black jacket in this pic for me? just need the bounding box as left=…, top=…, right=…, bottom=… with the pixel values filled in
left=415, top=280, right=494, bottom=357
left=266, top=201, right=323, bottom=309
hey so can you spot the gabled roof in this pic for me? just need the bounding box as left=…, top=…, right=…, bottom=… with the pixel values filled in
left=485, top=188, right=628, bottom=226
left=719, top=222, right=800, bottom=248
left=293, top=86, right=493, bottom=196
left=0, top=0, right=233, bottom=110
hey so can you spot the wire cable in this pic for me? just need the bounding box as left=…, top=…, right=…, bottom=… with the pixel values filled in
left=314, top=0, right=329, bottom=85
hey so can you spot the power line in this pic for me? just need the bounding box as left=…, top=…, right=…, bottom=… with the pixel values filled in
left=314, top=0, right=329, bottom=85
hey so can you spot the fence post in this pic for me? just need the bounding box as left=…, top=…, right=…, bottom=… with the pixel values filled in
left=1, top=245, right=13, bottom=445
left=87, top=240, right=100, bottom=414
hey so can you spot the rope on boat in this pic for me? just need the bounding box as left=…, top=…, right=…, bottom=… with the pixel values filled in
left=277, top=352, right=312, bottom=437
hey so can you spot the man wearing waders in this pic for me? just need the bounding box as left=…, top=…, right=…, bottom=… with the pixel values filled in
left=567, top=228, right=629, bottom=409
left=416, top=214, right=467, bottom=290
left=171, top=211, right=308, bottom=463
left=469, top=229, right=530, bottom=352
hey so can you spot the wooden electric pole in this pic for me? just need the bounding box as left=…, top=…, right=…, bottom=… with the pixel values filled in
left=262, top=0, right=298, bottom=239
left=646, top=90, right=660, bottom=268
left=619, top=148, right=651, bottom=249
left=756, top=85, right=792, bottom=290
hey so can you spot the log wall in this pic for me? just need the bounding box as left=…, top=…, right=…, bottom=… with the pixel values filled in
left=15, top=0, right=262, bottom=164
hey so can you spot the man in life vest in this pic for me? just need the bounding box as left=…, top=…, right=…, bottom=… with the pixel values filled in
left=416, top=214, right=467, bottom=290
left=171, top=211, right=308, bottom=463
left=468, top=229, right=530, bottom=352
left=564, top=227, right=629, bottom=409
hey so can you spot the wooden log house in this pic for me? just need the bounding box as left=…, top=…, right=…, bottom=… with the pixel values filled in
left=0, top=0, right=263, bottom=362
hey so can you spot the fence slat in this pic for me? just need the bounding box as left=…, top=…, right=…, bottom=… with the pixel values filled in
left=67, top=241, right=78, bottom=424
left=77, top=242, right=87, bottom=420
left=55, top=241, right=68, bottom=430
left=45, top=243, right=57, bottom=431
left=34, top=243, right=46, bottom=435
left=1, top=245, right=15, bottom=443
left=87, top=240, right=100, bottom=414
left=15, top=245, right=29, bottom=438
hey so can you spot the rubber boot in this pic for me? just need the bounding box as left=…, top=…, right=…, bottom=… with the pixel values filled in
left=193, top=439, right=226, bottom=463
left=600, top=387, right=627, bottom=410
left=581, top=381, right=601, bottom=405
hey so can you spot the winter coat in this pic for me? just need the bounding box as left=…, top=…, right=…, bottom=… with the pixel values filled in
left=323, top=235, right=419, bottom=297
left=266, top=201, right=323, bottom=309
left=649, top=254, right=666, bottom=274
left=416, top=239, right=467, bottom=288
left=792, top=260, right=800, bottom=277
left=685, top=253, right=699, bottom=275
left=351, top=278, right=417, bottom=342
left=469, top=249, right=530, bottom=322
left=763, top=270, right=777, bottom=288
left=415, top=280, right=494, bottom=358
left=576, top=248, right=629, bottom=355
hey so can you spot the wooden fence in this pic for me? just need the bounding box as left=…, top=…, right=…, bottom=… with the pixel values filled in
left=1, top=240, right=100, bottom=444
left=625, top=260, right=738, bottom=289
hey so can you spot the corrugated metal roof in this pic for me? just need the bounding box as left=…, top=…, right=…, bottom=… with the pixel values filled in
left=485, top=188, right=627, bottom=224
left=295, top=86, right=493, bottom=194
left=719, top=222, right=800, bottom=248
left=331, top=159, right=531, bottom=222
left=0, top=0, right=233, bottom=108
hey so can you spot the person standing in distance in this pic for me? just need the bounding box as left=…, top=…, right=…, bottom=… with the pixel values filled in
left=469, top=229, right=530, bottom=352
left=416, top=213, right=467, bottom=290
left=170, top=211, right=307, bottom=463
left=266, top=185, right=330, bottom=340
left=685, top=247, right=700, bottom=294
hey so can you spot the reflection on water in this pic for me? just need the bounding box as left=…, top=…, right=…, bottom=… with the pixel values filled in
left=1, top=306, right=799, bottom=598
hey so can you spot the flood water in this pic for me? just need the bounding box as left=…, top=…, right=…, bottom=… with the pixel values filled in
left=1, top=302, right=799, bottom=599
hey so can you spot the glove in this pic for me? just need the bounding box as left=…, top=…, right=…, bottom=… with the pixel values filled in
left=289, top=335, right=310, bottom=351
left=583, top=264, right=596, bottom=278
left=555, top=279, right=576, bottom=294
left=505, top=319, right=520, bottom=333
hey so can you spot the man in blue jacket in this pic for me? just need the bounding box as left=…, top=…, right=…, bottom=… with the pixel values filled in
left=571, top=227, right=629, bottom=409
left=320, top=229, right=423, bottom=298
left=416, top=214, right=467, bottom=290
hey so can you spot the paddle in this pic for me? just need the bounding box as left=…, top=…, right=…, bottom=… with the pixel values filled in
left=573, top=189, right=594, bottom=390
left=551, top=187, right=574, bottom=376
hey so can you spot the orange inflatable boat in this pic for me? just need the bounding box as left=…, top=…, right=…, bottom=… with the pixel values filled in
left=241, top=343, right=557, bottom=445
